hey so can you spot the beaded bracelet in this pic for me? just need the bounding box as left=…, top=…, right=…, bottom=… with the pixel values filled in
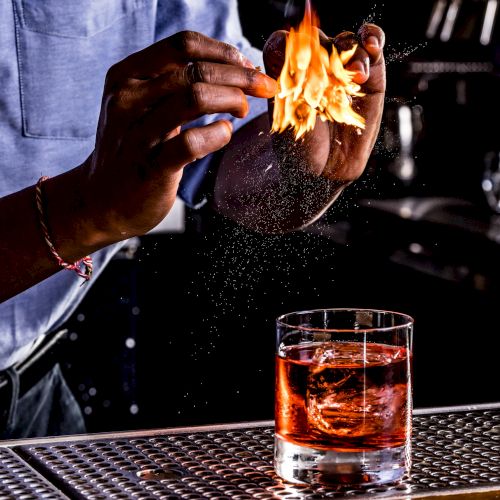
left=36, top=176, right=93, bottom=282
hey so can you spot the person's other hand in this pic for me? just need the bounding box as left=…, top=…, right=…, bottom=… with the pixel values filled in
left=263, top=23, right=385, bottom=185
left=81, top=30, right=277, bottom=243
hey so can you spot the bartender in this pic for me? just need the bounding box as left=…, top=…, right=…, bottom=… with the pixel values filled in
left=0, top=0, right=385, bottom=439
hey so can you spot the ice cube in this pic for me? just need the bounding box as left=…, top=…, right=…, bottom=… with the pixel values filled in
left=306, top=343, right=407, bottom=439
left=310, top=342, right=365, bottom=368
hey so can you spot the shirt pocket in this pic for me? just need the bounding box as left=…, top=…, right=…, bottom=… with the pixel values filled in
left=12, top=0, right=155, bottom=140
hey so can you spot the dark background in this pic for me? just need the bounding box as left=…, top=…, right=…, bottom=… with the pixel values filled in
left=58, top=0, right=500, bottom=434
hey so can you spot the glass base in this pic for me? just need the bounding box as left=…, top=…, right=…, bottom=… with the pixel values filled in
left=274, top=435, right=410, bottom=486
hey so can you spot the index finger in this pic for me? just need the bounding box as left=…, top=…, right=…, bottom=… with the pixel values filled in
left=120, top=30, right=255, bottom=79
left=332, top=32, right=369, bottom=84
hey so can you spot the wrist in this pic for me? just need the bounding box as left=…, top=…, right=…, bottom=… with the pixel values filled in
left=42, top=164, right=115, bottom=262
left=36, top=176, right=93, bottom=281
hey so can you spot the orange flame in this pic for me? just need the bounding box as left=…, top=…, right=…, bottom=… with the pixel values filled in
left=271, top=3, right=365, bottom=140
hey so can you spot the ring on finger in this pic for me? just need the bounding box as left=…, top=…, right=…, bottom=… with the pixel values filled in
left=184, top=61, right=201, bottom=84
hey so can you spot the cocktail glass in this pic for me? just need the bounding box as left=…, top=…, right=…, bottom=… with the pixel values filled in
left=275, top=308, right=413, bottom=486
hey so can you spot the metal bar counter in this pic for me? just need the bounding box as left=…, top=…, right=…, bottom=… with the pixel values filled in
left=0, top=403, right=499, bottom=499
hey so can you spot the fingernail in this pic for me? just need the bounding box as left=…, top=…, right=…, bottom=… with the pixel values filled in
left=264, top=76, right=278, bottom=95
left=366, top=36, right=379, bottom=48
left=222, top=120, right=233, bottom=135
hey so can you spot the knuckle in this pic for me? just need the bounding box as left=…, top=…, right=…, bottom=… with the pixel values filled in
left=107, top=87, right=131, bottom=110
left=361, top=23, right=382, bottom=32
left=358, top=24, right=385, bottom=45
left=245, top=69, right=259, bottom=89
left=222, top=43, right=240, bottom=62
left=182, top=129, right=205, bottom=158
left=335, top=31, right=356, bottom=40
left=198, top=62, right=216, bottom=83
left=333, top=31, right=357, bottom=48
left=189, top=82, right=209, bottom=112
left=175, top=30, right=201, bottom=54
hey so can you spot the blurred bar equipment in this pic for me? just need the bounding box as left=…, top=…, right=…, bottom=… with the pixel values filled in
left=329, top=0, right=500, bottom=295
left=376, top=0, right=499, bottom=215
left=426, top=0, right=498, bottom=44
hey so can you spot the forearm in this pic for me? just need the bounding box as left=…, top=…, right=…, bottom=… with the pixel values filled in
left=213, top=113, right=347, bottom=234
left=0, top=165, right=112, bottom=303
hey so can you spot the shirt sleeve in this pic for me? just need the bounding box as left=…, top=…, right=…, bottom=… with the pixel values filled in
left=155, top=0, right=268, bottom=208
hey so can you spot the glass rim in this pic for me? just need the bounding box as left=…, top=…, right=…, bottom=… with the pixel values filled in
left=276, top=307, right=414, bottom=333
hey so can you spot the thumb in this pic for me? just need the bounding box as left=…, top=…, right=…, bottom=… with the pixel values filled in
left=263, top=30, right=288, bottom=80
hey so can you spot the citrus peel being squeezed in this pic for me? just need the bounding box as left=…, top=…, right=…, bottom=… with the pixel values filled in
left=271, top=4, right=366, bottom=140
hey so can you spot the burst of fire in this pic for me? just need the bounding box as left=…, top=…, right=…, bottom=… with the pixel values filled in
left=271, top=4, right=365, bottom=140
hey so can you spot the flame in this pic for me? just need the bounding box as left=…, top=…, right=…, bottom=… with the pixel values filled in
left=271, top=3, right=365, bottom=140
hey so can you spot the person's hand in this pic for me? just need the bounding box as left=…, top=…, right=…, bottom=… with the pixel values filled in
left=79, top=30, right=277, bottom=243
left=263, top=23, right=385, bottom=185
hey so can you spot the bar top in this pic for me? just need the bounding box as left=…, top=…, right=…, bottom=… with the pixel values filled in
left=0, top=402, right=499, bottom=499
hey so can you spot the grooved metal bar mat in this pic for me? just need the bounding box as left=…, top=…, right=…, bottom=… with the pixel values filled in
left=0, top=447, right=67, bottom=499
left=4, top=407, right=500, bottom=499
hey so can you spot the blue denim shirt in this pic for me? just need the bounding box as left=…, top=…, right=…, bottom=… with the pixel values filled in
left=0, top=0, right=266, bottom=369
